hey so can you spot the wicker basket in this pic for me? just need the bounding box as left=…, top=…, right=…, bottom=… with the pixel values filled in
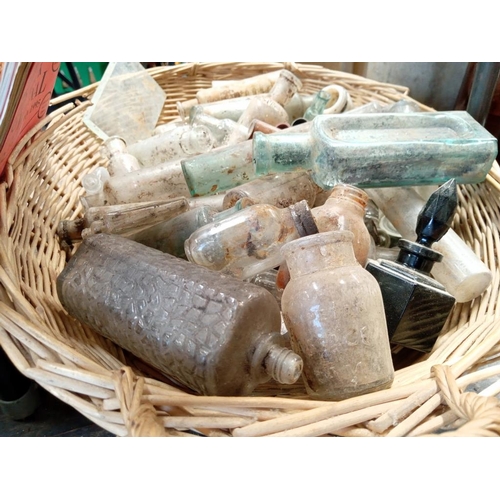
left=1, top=62, right=500, bottom=437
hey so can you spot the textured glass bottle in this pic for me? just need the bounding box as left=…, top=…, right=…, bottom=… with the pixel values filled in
left=57, top=234, right=303, bottom=396
left=253, top=111, right=498, bottom=190
left=281, top=231, right=394, bottom=400
left=184, top=200, right=318, bottom=280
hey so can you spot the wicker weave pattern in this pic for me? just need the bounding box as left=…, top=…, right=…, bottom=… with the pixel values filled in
left=1, top=62, right=499, bottom=437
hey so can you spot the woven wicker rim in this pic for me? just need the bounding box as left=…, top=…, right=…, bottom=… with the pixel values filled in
left=1, top=62, right=500, bottom=437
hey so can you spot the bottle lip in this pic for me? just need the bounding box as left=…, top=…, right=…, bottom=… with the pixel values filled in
left=288, top=200, right=318, bottom=237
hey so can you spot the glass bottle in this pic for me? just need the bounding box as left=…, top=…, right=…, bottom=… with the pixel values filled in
left=102, top=136, right=141, bottom=176
left=303, top=90, right=331, bottom=121
left=181, top=121, right=313, bottom=197
left=222, top=170, right=317, bottom=210
left=280, top=230, right=394, bottom=400
left=57, top=233, right=303, bottom=397
left=132, top=199, right=250, bottom=259
left=190, top=109, right=249, bottom=147
left=127, top=124, right=215, bottom=168
left=276, top=184, right=372, bottom=291
left=366, top=180, right=458, bottom=352
left=366, top=185, right=492, bottom=303
left=179, top=70, right=285, bottom=115
left=57, top=197, right=190, bottom=245
left=253, top=111, right=498, bottom=190
left=184, top=200, right=318, bottom=280
left=226, top=70, right=302, bottom=144
left=82, top=158, right=191, bottom=208
left=183, top=93, right=314, bottom=124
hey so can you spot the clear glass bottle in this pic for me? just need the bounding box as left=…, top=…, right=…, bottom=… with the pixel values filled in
left=132, top=200, right=250, bottom=259
left=280, top=230, right=394, bottom=400
left=82, top=159, right=191, bottom=208
left=222, top=170, right=317, bottom=210
left=253, top=111, right=498, bottom=190
left=184, top=200, right=318, bottom=280
left=190, top=109, right=248, bottom=147
left=312, top=184, right=371, bottom=266
left=303, top=90, right=331, bottom=121
left=57, top=233, right=303, bottom=397
left=102, top=136, right=141, bottom=176
left=366, top=185, right=492, bottom=303
left=183, top=93, right=314, bottom=124
left=57, top=198, right=190, bottom=244
left=127, top=124, right=215, bottom=168
left=229, top=70, right=303, bottom=136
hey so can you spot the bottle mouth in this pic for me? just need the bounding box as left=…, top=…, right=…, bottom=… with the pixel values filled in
left=288, top=200, right=319, bottom=237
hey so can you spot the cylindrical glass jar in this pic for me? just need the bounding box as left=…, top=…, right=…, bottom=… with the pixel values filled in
left=280, top=230, right=394, bottom=400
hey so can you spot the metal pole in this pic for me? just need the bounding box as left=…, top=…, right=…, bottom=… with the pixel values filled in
left=466, top=62, right=500, bottom=126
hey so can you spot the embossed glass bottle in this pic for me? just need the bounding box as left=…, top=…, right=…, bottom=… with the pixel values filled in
left=57, top=233, right=303, bottom=397
left=253, top=111, right=498, bottom=190
left=280, top=230, right=394, bottom=400
left=184, top=200, right=318, bottom=280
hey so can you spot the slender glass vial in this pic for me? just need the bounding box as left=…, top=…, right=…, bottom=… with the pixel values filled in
left=366, top=185, right=492, bottom=302
left=222, top=170, right=317, bottom=210
left=184, top=200, right=318, bottom=280
left=57, top=233, right=303, bottom=396
left=366, top=180, right=459, bottom=353
left=57, top=198, right=190, bottom=245
left=280, top=230, right=394, bottom=400
left=253, top=111, right=498, bottom=190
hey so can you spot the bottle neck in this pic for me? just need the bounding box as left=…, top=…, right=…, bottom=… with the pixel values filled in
left=268, top=70, right=302, bottom=107
left=324, top=184, right=368, bottom=217
left=250, top=332, right=303, bottom=386
left=282, top=230, right=358, bottom=279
